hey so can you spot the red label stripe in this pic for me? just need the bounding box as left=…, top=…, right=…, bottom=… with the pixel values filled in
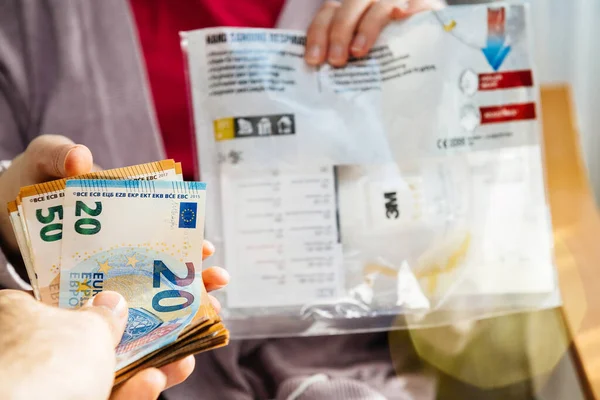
left=480, top=102, right=537, bottom=124
left=479, top=70, right=534, bottom=91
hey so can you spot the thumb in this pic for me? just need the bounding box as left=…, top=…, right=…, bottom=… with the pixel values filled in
left=25, top=134, right=94, bottom=179
left=82, top=291, right=129, bottom=347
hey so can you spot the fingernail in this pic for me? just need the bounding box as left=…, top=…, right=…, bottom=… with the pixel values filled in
left=351, top=34, right=367, bottom=52
left=306, top=44, right=322, bottom=62
left=328, top=43, right=344, bottom=63
left=203, top=240, right=215, bottom=254
left=90, top=291, right=127, bottom=317
left=63, top=144, right=93, bottom=177
left=218, top=268, right=230, bottom=282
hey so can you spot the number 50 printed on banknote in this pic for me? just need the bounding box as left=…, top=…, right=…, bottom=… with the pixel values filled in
left=58, top=179, right=207, bottom=369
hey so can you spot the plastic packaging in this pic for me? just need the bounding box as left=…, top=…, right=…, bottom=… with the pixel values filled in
left=181, top=2, right=561, bottom=338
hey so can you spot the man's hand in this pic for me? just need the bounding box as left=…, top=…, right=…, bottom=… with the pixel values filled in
left=304, top=0, right=445, bottom=67
left=0, top=290, right=131, bottom=400
left=0, top=251, right=228, bottom=400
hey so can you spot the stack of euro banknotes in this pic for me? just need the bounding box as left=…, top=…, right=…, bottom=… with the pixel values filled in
left=6, top=160, right=229, bottom=386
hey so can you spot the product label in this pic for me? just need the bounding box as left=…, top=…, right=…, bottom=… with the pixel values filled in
left=221, top=165, right=343, bottom=308
left=183, top=2, right=556, bottom=312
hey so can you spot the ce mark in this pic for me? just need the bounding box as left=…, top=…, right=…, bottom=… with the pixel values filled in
left=437, top=137, right=474, bottom=150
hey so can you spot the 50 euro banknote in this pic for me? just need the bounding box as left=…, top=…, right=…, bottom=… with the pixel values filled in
left=58, top=179, right=228, bottom=376
left=7, top=160, right=182, bottom=305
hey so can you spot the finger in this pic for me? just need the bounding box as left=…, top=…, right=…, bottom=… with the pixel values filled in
left=305, top=1, right=340, bottom=66
left=82, top=291, right=129, bottom=347
left=351, top=2, right=395, bottom=57
left=202, top=239, right=215, bottom=260
left=328, top=0, right=375, bottom=66
left=25, top=134, right=93, bottom=179
left=202, top=267, right=229, bottom=292
left=159, top=355, right=196, bottom=390
left=209, top=294, right=222, bottom=313
left=110, top=369, right=167, bottom=400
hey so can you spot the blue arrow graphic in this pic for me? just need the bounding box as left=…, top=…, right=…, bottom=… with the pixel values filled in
left=482, top=8, right=511, bottom=71
left=482, top=38, right=511, bottom=71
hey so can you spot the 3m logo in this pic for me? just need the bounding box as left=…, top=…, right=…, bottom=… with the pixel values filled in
left=384, top=192, right=399, bottom=219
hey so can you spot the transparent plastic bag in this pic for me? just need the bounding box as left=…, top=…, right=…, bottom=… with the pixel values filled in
left=181, top=1, right=561, bottom=338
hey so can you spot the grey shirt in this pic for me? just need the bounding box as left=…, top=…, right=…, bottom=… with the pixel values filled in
left=0, top=0, right=165, bottom=286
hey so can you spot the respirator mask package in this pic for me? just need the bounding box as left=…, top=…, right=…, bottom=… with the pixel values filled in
left=181, top=2, right=561, bottom=338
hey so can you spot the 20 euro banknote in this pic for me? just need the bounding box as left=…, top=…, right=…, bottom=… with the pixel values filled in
left=59, top=179, right=207, bottom=369
left=15, top=160, right=182, bottom=306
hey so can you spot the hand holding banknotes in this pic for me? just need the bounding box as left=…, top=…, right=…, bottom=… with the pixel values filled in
left=0, top=134, right=231, bottom=396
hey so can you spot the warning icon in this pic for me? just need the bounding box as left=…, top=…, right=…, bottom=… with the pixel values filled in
left=236, top=118, right=253, bottom=135
left=277, top=116, right=293, bottom=134
left=228, top=114, right=295, bottom=139
left=257, top=117, right=272, bottom=135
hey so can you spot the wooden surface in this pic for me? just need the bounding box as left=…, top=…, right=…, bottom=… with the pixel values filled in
left=542, top=85, right=600, bottom=398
